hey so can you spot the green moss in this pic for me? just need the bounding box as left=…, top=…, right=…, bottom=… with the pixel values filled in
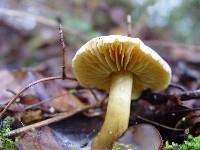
left=112, top=143, right=134, bottom=150
left=0, top=117, right=19, bottom=150
left=163, top=135, right=200, bottom=150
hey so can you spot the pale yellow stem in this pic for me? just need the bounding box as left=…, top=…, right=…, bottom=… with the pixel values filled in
left=92, top=72, right=133, bottom=149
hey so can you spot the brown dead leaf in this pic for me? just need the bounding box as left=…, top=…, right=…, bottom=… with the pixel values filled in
left=0, top=69, right=23, bottom=105
left=20, top=95, right=40, bottom=105
left=116, top=124, right=163, bottom=150
left=49, top=88, right=87, bottom=112
left=0, top=69, right=85, bottom=114
left=20, top=126, right=63, bottom=150
left=15, top=110, right=43, bottom=124
left=0, top=69, right=43, bottom=106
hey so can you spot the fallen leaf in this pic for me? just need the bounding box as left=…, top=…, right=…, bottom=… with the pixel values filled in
left=115, top=124, right=162, bottom=150
left=0, top=69, right=23, bottom=105
left=0, top=69, right=44, bottom=106
left=20, top=126, right=63, bottom=150
left=20, top=95, right=40, bottom=105
left=50, top=114, right=102, bottom=149
left=0, top=69, right=88, bottom=114
left=15, top=110, right=43, bottom=124
left=49, top=88, right=87, bottom=112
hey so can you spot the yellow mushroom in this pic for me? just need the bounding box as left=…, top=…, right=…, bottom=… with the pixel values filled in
left=72, top=35, right=171, bottom=149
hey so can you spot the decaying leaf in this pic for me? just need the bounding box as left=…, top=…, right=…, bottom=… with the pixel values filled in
left=115, top=124, right=162, bottom=150
left=50, top=114, right=102, bottom=149
left=0, top=69, right=90, bottom=113
left=15, top=110, right=43, bottom=124
left=0, top=69, right=24, bottom=105
left=20, top=126, right=63, bottom=150
left=48, top=88, right=87, bottom=112
left=0, top=69, right=45, bottom=106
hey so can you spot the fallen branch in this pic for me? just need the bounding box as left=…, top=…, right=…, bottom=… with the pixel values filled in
left=178, top=89, right=200, bottom=101
left=140, top=89, right=200, bottom=105
left=5, top=103, right=101, bottom=137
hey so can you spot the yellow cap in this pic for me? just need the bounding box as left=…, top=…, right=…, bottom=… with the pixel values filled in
left=72, top=35, right=171, bottom=99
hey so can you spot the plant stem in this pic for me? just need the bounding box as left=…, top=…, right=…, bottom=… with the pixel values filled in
left=92, top=72, right=133, bottom=149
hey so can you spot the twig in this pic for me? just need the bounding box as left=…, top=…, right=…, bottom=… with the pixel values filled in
left=169, top=83, right=186, bottom=91
left=88, top=89, right=99, bottom=102
left=5, top=103, right=101, bottom=137
left=135, top=114, right=184, bottom=131
left=140, top=89, right=168, bottom=105
left=0, top=8, right=88, bottom=41
left=23, top=93, right=69, bottom=111
left=140, top=89, right=200, bottom=105
left=0, top=76, right=77, bottom=117
left=179, top=89, right=200, bottom=101
left=127, top=14, right=132, bottom=37
left=165, top=107, right=200, bottom=115
left=59, top=24, right=67, bottom=79
left=6, top=89, right=18, bottom=95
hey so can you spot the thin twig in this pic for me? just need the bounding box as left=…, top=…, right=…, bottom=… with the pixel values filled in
left=179, top=89, right=200, bottom=101
left=5, top=103, right=101, bottom=137
left=127, top=14, right=132, bottom=37
left=59, top=24, right=67, bottom=79
left=165, top=107, right=200, bottom=115
left=135, top=114, right=184, bottom=132
left=140, top=89, right=200, bottom=105
left=88, top=89, right=99, bottom=102
left=0, top=76, right=77, bottom=117
left=23, top=93, right=69, bottom=111
left=169, top=83, right=186, bottom=91
left=6, top=89, right=18, bottom=95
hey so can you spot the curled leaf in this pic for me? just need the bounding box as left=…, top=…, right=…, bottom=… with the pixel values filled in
left=115, top=124, right=163, bottom=150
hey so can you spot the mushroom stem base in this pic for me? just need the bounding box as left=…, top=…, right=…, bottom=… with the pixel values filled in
left=92, top=72, right=133, bottom=149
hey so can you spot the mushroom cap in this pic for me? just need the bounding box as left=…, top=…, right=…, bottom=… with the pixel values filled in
left=72, top=35, right=171, bottom=99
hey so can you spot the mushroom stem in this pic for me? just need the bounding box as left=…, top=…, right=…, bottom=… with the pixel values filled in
left=92, top=72, right=133, bottom=149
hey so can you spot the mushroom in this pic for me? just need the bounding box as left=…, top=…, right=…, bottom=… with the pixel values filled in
left=72, top=35, right=171, bottom=149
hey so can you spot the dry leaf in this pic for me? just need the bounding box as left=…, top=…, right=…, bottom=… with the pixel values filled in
left=15, top=110, right=43, bottom=124
left=49, top=88, right=87, bottom=112
left=20, top=126, right=63, bottom=150
left=116, top=124, right=162, bottom=150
